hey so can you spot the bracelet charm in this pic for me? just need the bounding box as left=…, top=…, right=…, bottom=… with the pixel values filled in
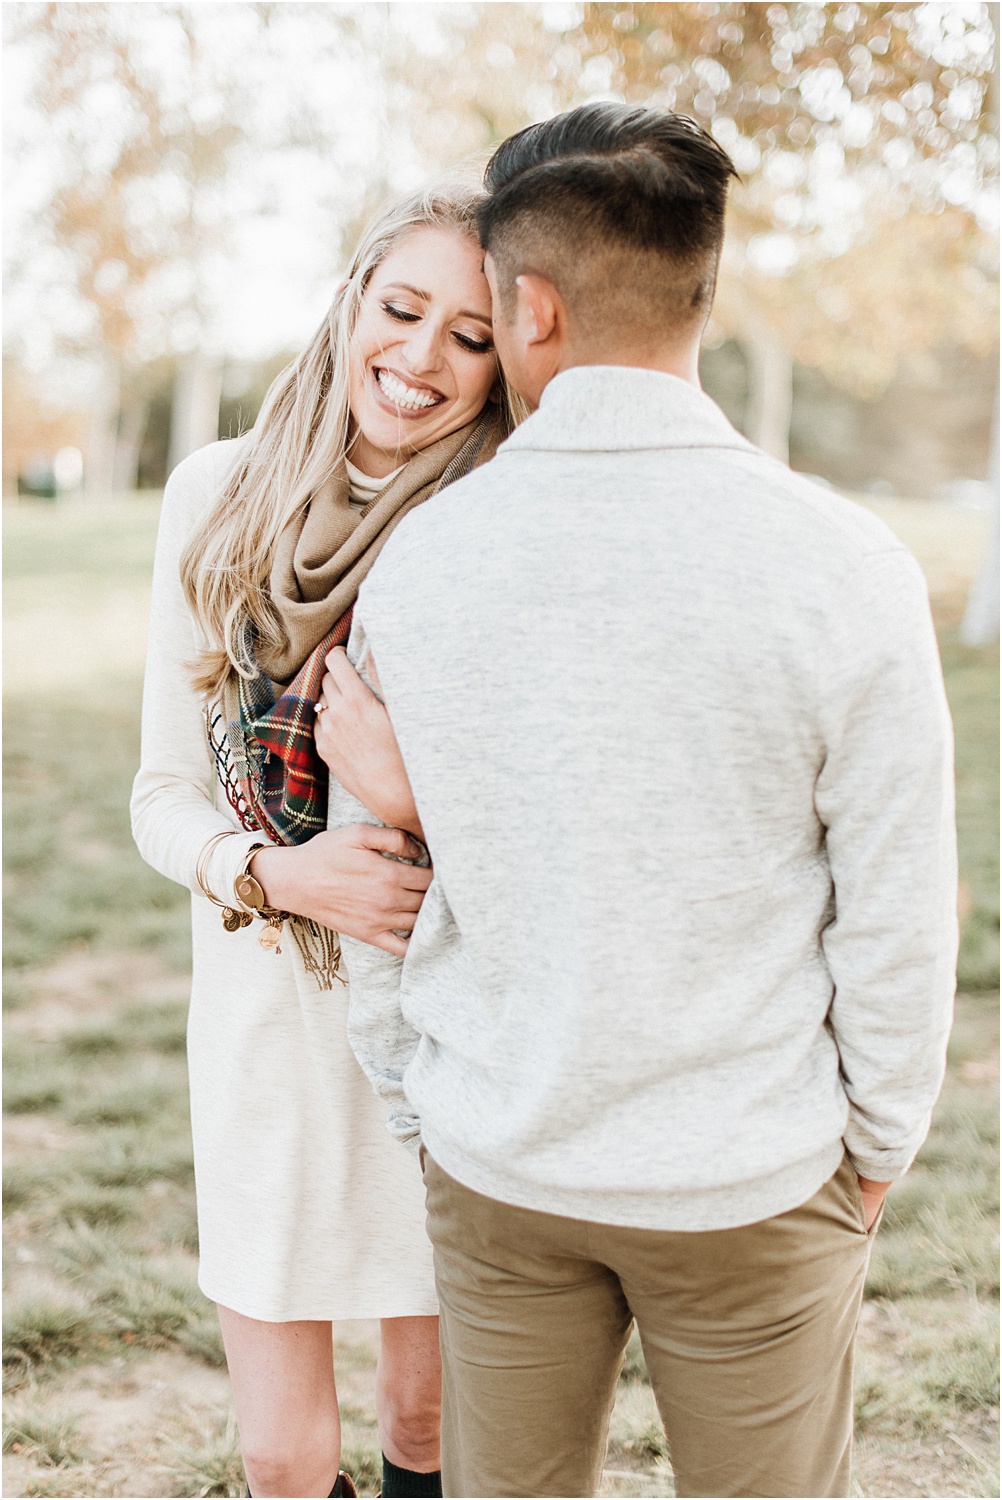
left=223, top=907, right=253, bottom=933
left=235, top=870, right=267, bottom=911
left=259, top=915, right=284, bottom=953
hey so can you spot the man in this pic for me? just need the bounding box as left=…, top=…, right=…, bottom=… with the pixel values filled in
left=324, top=104, right=957, bottom=1498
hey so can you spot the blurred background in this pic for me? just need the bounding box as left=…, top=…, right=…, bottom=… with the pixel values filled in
left=3, top=5, right=999, bottom=1498
left=3, top=0, right=1000, bottom=503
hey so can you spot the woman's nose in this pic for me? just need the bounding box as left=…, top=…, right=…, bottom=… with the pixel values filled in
left=399, top=321, right=446, bottom=376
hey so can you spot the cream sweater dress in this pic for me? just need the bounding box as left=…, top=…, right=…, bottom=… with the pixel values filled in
left=130, top=439, right=437, bottom=1322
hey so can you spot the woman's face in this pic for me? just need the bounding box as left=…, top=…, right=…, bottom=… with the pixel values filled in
left=347, top=226, right=498, bottom=477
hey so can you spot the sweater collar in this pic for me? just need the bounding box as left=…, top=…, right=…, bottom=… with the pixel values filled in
left=501, top=365, right=756, bottom=455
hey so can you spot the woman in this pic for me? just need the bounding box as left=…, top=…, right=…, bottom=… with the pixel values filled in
left=131, top=184, right=517, bottom=1499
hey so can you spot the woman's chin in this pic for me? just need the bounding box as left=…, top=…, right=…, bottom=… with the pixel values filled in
left=355, top=404, right=479, bottom=463
left=353, top=427, right=417, bottom=471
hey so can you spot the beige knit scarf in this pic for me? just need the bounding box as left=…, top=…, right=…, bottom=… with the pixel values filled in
left=257, top=407, right=503, bottom=686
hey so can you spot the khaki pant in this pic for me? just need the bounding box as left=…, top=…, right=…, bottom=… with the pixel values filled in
left=422, top=1152, right=878, bottom=1499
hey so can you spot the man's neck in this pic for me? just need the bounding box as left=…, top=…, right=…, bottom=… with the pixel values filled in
left=558, top=342, right=702, bottom=389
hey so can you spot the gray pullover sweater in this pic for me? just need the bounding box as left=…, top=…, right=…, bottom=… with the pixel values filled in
left=335, top=366, right=957, bottom=1233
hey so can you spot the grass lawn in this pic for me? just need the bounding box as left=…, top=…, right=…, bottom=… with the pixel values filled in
left=3, top=496, right=998, bottom=1498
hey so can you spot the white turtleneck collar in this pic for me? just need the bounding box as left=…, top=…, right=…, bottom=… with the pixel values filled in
left=345, top=457, right=405, bottom=510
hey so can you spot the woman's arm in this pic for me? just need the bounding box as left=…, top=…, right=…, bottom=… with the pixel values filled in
left=130, top=446, right=430, bottom=956
left=314, top=646, right=424, bottom=840
left=130, top=443, right=265, bottom=901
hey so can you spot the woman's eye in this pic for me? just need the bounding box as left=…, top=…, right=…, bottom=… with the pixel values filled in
left=382, top=302, right=421, bottom=323
left=380, top=302, right=492, bottom=353
left=453, top=332, right=494, bottom=355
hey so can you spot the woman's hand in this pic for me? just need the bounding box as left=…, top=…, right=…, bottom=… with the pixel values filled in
left=249, top=825, right=431, bottom=956
left=314, top=647, right=424, bottom=840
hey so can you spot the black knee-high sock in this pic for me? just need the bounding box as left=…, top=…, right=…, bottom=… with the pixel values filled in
left=381, top=1454, right=442, bottom=1497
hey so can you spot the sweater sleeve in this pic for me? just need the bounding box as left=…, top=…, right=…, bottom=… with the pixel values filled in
left=130, top=444, right=265, bottom=904
left=332, top=615, right=423, bottom=1152
left=343, top=930, right=423, bottom=1154
left=814, top=547, right=958, bottom=1182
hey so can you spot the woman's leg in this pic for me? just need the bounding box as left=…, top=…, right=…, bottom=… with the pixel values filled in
left=217, top=1305, right=341, bottom=1498
left=376, top=1316, right=442, bottom=1473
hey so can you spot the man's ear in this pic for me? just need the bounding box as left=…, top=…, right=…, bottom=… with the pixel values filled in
left=514, top=274, right=561, bottom=346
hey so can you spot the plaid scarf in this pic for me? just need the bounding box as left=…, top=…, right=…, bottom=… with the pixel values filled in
left=208, top=409, right=504, bottom=985
left=212, top=609, right=353, bottom=847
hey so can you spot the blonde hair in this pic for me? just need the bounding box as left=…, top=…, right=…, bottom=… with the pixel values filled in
left=181, top=183, right=527, bottom=701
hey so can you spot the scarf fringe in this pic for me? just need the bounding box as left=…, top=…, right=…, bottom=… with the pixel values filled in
left=290, top=916, right=346, bottom=990
left=206, top=703, right=265, bottom=835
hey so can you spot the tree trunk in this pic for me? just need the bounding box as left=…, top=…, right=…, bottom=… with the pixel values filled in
left=960, top=381, right=1000, bottom=646
left=83, top=358, right=121, bottom=498
left=112, top=395, right=148, bottom=493
left=960, top=9, right=999, bottom=645
left=168, top=349, right=222, bottom=475
left=743, top=334, right=793, bottom=465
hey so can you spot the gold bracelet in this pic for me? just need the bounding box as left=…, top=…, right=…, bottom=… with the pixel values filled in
left=195, top=831, right=234, bottom=905
left=233, top=844, right=268, bottom=914
left=196, top=831, right=254, bottom=934
left=233, top=844, right=291, bottom=954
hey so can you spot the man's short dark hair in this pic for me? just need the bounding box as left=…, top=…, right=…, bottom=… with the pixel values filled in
left=478, top=104, right=738, bottom=347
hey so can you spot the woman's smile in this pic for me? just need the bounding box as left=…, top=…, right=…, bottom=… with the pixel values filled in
left=372, top=365, right=447, bottom=416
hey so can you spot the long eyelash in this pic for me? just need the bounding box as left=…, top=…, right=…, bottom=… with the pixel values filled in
left=453, top=333, right=494, bottom=355
left=382, top=302, right=420, bottom=322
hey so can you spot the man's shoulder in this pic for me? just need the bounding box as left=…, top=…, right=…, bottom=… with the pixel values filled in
left=781, top=472, right=905, bottom=551
left=726, top=452, right=911, bottom=570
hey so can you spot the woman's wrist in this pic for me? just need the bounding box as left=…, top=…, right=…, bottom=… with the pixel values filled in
left=248, top=844, right=298, bottom=912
